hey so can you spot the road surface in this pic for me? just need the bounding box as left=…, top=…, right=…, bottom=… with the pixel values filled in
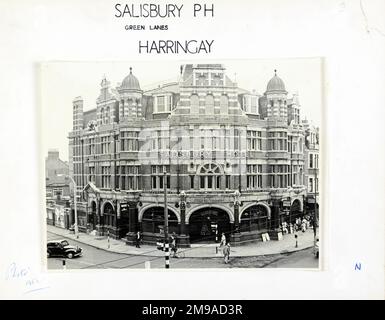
left=47, top=231, right=319, bottom=269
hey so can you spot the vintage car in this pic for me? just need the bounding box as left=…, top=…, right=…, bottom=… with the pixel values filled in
left=47, top=239, right=83, bottom=259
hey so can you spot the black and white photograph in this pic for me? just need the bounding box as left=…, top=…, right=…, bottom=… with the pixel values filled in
left=1, top=0, right=384, bottom=302
left=42, top=59, right=322, bottom=270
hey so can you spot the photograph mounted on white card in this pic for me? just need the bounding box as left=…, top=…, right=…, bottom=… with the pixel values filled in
left=40, top=58, right=322, bottom=270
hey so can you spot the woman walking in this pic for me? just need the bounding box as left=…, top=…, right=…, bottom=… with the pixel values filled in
left=223, top=242, right=231, bottom=264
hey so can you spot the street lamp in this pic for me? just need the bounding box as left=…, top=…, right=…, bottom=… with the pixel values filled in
left=163, top=170, right=169, bottom=269
left=57, top=174, right=78, bottom=239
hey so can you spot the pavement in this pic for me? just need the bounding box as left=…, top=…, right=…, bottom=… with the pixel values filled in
left=46, top=225, right=316, bottom=258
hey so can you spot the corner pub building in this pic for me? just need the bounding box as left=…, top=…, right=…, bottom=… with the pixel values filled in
left=68, top=63, right=317, bottom=247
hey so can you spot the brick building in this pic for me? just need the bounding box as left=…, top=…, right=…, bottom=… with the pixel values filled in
left=68, top=64, right=318, bottom=246
left=45, top=150, right=71, bottom=228
left=303, top=119, right=320, bottom=218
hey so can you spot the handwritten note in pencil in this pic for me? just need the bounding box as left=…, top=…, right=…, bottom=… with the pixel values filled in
left=5, top=262, right=50, bottom=295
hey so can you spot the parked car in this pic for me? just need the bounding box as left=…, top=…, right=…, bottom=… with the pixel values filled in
left=47, top=239, right=82, bottom=259
left=314, top=238, right=319, bottom=258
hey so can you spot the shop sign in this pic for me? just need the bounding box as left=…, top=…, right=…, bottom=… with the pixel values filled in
left=120, top=202, right=129, bottom=215
left=282, top=200, right=291, bottom=207
left=120, top=202, right=129, bottom=209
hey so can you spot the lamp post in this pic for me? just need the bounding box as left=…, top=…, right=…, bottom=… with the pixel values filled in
left=179, top=190, right=186, bottom=236
left=233, top=190, right=241, bottom=233
left=58, top=174, right=78, bottom=239
left=163, top=170, right=169, bottom=269
left=313, top=168, right=318, bottom=240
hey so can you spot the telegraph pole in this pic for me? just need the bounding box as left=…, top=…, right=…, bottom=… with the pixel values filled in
left=313, top=168, right=318, bottom=240
left=164, top=171, right=170, bottom=269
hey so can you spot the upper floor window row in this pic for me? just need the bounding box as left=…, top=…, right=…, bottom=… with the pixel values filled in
left=121, top=131, right=139, bottom=151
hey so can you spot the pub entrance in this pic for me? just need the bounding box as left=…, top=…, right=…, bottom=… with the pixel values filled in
left=88, top=201, right=97, bottom=231
left=188, top=208, right=231, bottom=243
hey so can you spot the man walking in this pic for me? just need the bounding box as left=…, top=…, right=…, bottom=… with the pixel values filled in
left=223, top=242, right=231, bottom=264
left=312, top=215, right=317, bottom=239
left=171, top=232, right=178, bottom=257
left=135, top=231, right=141, bottom=248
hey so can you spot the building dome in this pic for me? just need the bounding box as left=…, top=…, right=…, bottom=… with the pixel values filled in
left=120, top=67, right=141, bottom=91
left=266, top=70, right=286, bottom=93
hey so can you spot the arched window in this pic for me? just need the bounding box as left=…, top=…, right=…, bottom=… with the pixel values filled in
left=100, top=107, right=104, bottom=124
left=240, top=205, right=269, bottom=232
left=190, top=94, right=199, bottom=114
left=198, top=163, right=222, bottom=190
left=205, top=94, right=214, bottom=115
left=142, top=207, right=179, bottom=234
left=220, top=95, right=228, bottom=115
left=105, top=106, right=110, bottom=124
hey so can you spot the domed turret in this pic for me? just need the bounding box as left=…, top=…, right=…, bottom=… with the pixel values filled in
left=264, top=70, right=288, bottom=119
left=266, top=70, right=287, bottom=93
left=119, top=67, right=141, bottom=92
left=117, top=67, right=143, bottom=121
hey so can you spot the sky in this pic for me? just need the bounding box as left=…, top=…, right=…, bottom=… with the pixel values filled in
left=40, top=58, right=323, bottom=162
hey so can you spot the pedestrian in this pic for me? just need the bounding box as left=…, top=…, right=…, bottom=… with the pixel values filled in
left=171, top=232, right=178, bottom=257
left=301, top=219, right=306, bottom=233
left=220, top=232, right=226, bottom=248
left=305, top=216, right=310, bottom=228
left=282, top=221, right=288, bottom=234
left=295, top=218, right=301, bottom=231
left=312, top=218, right=317, bottom=238
left=223, top=242, right=231, bottom=264
left=135, top=231, right=141, bottom=248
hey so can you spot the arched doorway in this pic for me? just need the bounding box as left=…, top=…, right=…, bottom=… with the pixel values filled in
left=103, top=202, right=115, bottom=230
left=240, top=205, right=269, bottom=233
left=141, top=207, right=179, bottom=235
left=290, top=199, right=302, bottom=223
left=188, top=208, right=231, bottom=243
left=88, top=201, right=97, bottom=230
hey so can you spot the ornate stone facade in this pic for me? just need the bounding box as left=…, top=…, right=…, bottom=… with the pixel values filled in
left=68, top=64, right=317, bottom=246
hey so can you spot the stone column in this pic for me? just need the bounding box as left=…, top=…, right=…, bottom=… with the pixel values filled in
left=268, top=199, right=282, bottom=240
left=234, top=204, right=240, bottom=232
left=96, top=198, right=103, bottom=236
left=126, top=202, right=137, bottom=246
left=271, top=199, right=281, bottom=229
left=230, top=204, right=242, bottom=246
left=129, top=203, right=136, bottom=232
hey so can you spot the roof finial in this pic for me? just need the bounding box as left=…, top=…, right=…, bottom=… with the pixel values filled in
left=130, top=67, right=132, bottom=74
left=101, top=74, right=107, bottom=86
left=274, top=69, right=277, bottom=76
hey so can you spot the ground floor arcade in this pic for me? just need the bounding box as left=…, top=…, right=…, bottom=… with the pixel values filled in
left=74, top=184, right=310, bottom=246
